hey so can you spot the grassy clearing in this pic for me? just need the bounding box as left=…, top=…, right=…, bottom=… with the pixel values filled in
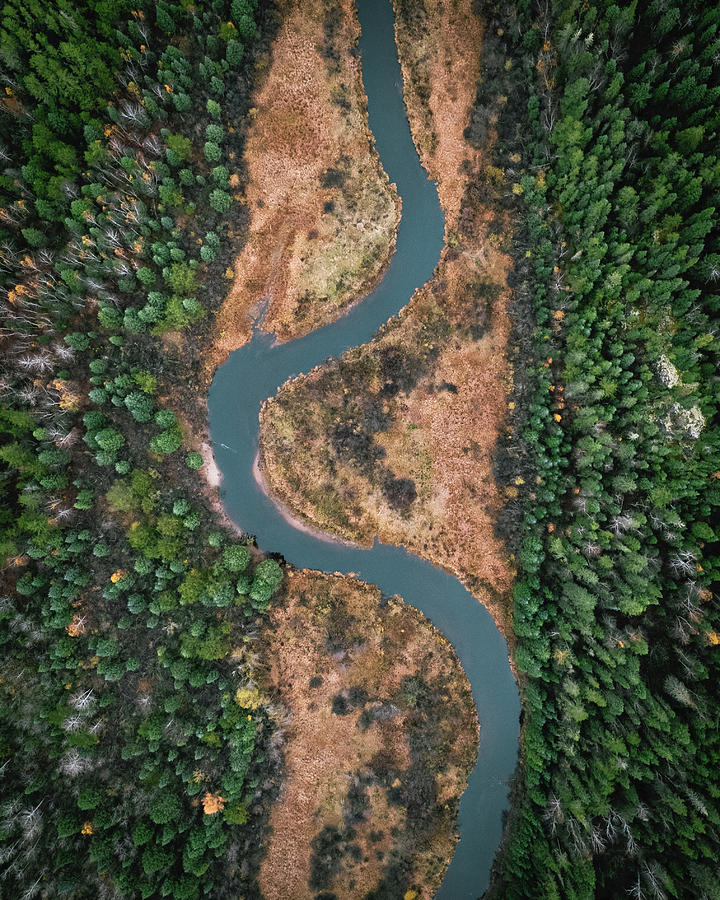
left=210, top=0, right=399, bottom=366
left=258, top=570, right=477, bottom=899
left=291, top=154, right=400, bottom=326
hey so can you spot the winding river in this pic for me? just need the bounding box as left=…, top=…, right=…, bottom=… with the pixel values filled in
left=208, top=0, right=520, bottom=895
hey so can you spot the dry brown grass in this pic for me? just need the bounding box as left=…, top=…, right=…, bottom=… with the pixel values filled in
left=393, top=0, right=484, bottom=229
left=258, top=570, right=476, bottom=899
left=209, top=0, right=399, bottom=374
left=259, top=0, right=517, bottom=640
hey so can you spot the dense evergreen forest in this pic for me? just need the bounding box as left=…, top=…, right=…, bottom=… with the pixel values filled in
left=480, top=0, right=720, bottom=897
left=2, top=0, right=720, bottom=898
left=0, top=1, right=287, bottom=897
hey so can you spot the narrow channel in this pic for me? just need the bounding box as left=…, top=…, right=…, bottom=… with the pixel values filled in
left=208, top=0, right=520, bottom=895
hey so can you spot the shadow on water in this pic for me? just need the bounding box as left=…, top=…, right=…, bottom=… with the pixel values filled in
left=208, top=0, right=520, bottom=895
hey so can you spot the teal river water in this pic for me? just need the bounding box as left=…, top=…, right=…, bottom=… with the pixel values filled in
left=208, top=0, right=520, bottom=894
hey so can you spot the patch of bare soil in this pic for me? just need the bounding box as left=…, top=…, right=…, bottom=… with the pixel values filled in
left=259, top=0, right=517, bottom=641
left=209, top=0, right=400, bottom=375
left=258, top=570, right=476, bottom=900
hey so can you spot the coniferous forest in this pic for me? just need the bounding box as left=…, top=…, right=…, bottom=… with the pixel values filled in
left=1, top=0, right=719, bottom=898
left=484, top=1, right=720, bottom=897
left=0, top=2, right=283, bottom=897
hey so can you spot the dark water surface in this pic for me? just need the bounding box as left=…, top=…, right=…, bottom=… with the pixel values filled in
left=208, top=0, right=520, bottom=894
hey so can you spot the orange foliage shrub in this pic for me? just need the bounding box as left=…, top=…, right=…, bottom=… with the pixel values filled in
left=201, top=792, right=226, bottom=814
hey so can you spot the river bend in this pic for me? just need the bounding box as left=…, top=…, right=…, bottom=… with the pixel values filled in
left=208, top=1, right=520, bottom=895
